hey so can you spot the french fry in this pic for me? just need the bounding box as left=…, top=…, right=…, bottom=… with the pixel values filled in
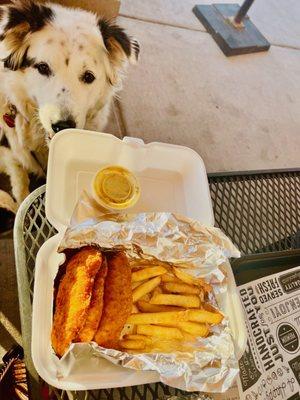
left=198, top=288, right=205, bottom=302
left=161, top=273, right=180, bottom=283
left=137, top=300, right=184, bottom=313
left=131, top=268, right=139, bottom=273
left=132, top=276, right=161, bottom=302
left=124, top=334, right=149, bottom=340
left=137, top=325, right=183, bottom=340
left=181, top=331, right=197, bottom=342
left=124, top=334, right=152, bottom=345
left=120, top=339, right=145, bottom=350
left=120, top=324, right=135, bottom=337
left=127, top=311, right=188, bottom=325
left=132, top=266, right=167, bottom=282
left=150, top=294, right=200, bottom=308
left=202, top=303, right=220, bottom=313
left=132, top=304, right=139, bottom=313
left=152, top=286, right=163, bottom=296
left=188, top=309, right=223, bottom=325
left=178, top=321, right=210, bottom=337
left=140, top=293, right=151, bottom=302
left=132, top=281, right=142, bottom=289
left=173, top=268, right=212, bottom=293
left=164, top=282, right=200, bottom=295
left=197, top=279, right=212, bottom=293
left=173, top=268, right=200, bottom=286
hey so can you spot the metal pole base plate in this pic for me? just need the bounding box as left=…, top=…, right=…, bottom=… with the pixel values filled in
left=193, top=3, right=270, bottom=56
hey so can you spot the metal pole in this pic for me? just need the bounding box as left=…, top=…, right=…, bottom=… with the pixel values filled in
left=234, top=0, right=255, bottom=24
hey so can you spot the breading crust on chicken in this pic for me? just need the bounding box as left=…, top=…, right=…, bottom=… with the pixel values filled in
left=94, top=252, right=132, bottom=349
left=77, top=258, right=108, bottom=342
left=51, top=246, right=102, bottom=357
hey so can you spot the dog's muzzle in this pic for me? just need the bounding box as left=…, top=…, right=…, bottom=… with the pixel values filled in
left=52, top=119, right=76, bottom=133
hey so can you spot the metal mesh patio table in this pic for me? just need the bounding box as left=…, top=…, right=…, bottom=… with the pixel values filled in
left=13, top=169, right=300, bottom=399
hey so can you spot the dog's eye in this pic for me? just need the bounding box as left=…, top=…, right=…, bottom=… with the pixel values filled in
left=34, top=62, right=52, bottom=77
left=81, top=71, right=95, bottom=84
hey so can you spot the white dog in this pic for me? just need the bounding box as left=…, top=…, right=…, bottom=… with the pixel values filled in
left=0, top=0, right=138, bottom=213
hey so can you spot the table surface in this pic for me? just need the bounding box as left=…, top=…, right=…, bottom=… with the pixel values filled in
left=13, top=169, right=300, bottom=400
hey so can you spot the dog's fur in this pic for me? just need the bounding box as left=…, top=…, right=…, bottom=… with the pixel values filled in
left=0, top=0, right=138, bottom=209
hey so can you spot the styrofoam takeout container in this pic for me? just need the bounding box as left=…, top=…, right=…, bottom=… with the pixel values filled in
left=32, top=129, right=247, bottom=390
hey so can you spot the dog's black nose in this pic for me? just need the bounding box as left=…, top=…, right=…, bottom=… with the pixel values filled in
left=52, top=119, right=76, bottom=133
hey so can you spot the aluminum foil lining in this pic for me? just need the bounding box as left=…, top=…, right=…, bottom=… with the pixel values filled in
left=55, top=191, right=241, bottom=392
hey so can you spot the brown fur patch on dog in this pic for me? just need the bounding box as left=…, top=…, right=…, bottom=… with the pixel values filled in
left=98, top=20, right=131, bottom=58
left=3, top=22, right=32, bottom=70
left=2, top=0, right=54, bottom=70
left=98, top=19, right=137, bottom=85
left=5, top=0, right=54, bottom=32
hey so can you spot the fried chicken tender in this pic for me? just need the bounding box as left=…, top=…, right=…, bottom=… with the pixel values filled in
left=51, top=247, right=102, bottom=357
left=77, top=258, right=108, bottom=342
left=94, top=252, right=132, bottom=349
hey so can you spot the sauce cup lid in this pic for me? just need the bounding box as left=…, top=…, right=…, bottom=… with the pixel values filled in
left=92, top=166, right=140, bottom=211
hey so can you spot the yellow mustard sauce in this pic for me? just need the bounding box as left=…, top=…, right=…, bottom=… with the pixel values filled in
left=92, top=166, right=140, bottom=210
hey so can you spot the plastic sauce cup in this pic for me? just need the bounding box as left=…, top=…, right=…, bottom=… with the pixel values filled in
left=91, top=166, right=140, bottom=211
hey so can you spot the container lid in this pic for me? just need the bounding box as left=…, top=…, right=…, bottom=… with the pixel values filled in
left=92, top=165, right=140, bottom=210
left=46, top=130, right=214, bottom=231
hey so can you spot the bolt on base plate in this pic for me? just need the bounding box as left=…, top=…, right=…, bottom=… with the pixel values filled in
left=193, top=3, right=270, bottom=56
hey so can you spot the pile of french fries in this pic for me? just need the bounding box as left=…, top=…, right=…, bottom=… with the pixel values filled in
left=120, top=263, right=223, bottom=353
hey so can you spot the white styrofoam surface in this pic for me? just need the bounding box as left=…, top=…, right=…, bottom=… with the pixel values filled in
left=46, top=130, right=214, bottom=230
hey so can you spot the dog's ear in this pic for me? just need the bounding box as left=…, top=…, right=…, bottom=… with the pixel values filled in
left=98, top=19, right=139, bottom=85
left=0, top=0, right=54, bottom=70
